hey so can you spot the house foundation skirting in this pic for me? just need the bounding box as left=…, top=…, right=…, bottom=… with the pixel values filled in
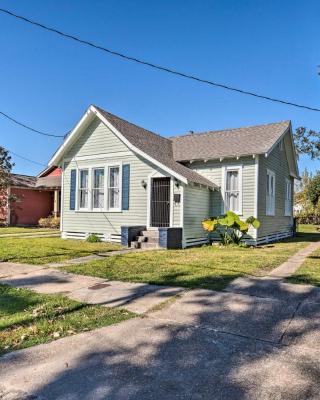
left=194, top=228, right=294, bottom=247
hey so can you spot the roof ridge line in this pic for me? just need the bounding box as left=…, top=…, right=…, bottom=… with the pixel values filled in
left=11, top=173, right=36, bottom=178
left=170, top=120, right=291, bottom=140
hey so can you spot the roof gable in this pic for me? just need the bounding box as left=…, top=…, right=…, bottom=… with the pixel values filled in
left=171, top=121, right=291, bottom=161
left=49, top=105, right=217, bottom=188
left=48, top=105, right=298, bottom=185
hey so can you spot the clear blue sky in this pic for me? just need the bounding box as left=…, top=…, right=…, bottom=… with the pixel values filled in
left=0, top=0, right=319, bottom=176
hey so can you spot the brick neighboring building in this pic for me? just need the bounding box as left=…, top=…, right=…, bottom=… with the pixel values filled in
left=0, top=166, right=61, bottom=226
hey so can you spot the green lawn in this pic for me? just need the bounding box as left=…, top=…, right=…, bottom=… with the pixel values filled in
left=287, top=224, right=320, bottom=287
left=0, top=284, right=134, bottom=355
left=63, top=231, right=319, bottom=291
left=0, top=227, right=59, bottom=235
left=0, top=236, right=121, bottom=265
left=297, top=224, right=320, bottom=234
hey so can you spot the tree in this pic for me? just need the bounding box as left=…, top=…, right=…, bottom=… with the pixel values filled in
left=308, top=173, right=320, bottom=206
left=0, top=147, right=13, bottom=189
left=0, top=147, right=14, bottom=216
left=294, top=127, right=320, bottom=159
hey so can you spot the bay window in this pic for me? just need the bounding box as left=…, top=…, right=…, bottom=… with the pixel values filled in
left=266, top=169, right=275, bottom=216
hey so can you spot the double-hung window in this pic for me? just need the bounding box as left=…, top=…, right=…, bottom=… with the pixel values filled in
left=76, top=165, right=122, bottom=212
left=108, top=166, right=121, bottom=211
left=285, top=178, right=292, bottom=216
left=79, top=169, right=89, bottom=209
left=92, top=168, right=105, bottom=209
left=223, top=166, right=242, bottom=214
left=266, top=169, right=275, bottom=216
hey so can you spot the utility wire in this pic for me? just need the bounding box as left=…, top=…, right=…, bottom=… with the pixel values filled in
left=0, top=110, right=65, bottom=138
left=1, top=7, right=319, bottom=112
left=7, top=149, right=47, bottom=166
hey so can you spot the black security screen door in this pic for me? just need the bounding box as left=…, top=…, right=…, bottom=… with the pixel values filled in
left=150, top=177, right=170, bottom=227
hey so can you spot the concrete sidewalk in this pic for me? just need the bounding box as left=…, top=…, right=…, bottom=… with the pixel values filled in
left=1, top=280, right=320, bottom=399
left=1, top=241, right=320, bottom=398
left=0, top=262, right=184, bottom=314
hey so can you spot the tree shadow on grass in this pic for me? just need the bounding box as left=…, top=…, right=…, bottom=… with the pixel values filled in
left=0, top=284, right=43, bottom=316
left=2, top=276, right=320, bottom=399
left=291, top=232, right=320, bottom=243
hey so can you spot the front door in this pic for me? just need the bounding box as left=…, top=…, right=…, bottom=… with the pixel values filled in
left=150, top=177, right=170, bottom=227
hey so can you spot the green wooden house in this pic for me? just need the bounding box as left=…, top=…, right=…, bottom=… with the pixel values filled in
left=48, top=105, right=299, bottom=248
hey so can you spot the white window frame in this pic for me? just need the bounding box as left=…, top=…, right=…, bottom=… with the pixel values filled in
left=92, top=167, right=105, bottom=211
left=75, top=163, right=122, bottom=213
left=221, top=165, right=243, bottom=215
left=266, top=169, right=275, bottom=216
left=285, top=178, right=292, bottom=216
left=107, top=164, right=122, bottom=213
left=78, top=169, right=90, bottom=211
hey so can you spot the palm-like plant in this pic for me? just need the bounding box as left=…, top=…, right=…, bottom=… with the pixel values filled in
left=202, top=211, right=260, bottom=245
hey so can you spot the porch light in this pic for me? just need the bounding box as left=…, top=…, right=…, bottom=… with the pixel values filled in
left=141, top=179, right=147, bottom=189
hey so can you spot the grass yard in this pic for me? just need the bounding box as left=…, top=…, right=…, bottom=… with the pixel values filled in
left=296, top=224, right=320, bottom=234
left=0, top=227, right=59, bottom=235
left=287, top=225, right=320, bottom=287
left=0, top=284, right=134, bottom=355
left=0, top=236, right=121, bottom=265
left=288, top=247, right=320, bottom=287
left=63, top=229, right=319, bottom=291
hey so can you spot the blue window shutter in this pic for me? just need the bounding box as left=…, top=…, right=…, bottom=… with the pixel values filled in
left=122, top=164, right=130, bottom=210
left=70, top=169, right=76, bottom=210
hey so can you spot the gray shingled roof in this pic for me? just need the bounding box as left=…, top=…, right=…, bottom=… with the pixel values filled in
left=10, top=174, right=61, bottom=189
left=171, top=121, right=290, bottom=161
left=36, top=176, right=61, bottom=188
left=10, top=174, right=37, bottom=188
left=50, top=105, right=293, bottom=189
left=95, top=106, right=218, bottom=188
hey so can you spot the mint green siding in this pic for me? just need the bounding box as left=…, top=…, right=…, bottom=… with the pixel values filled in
left=190, top=157, right=256, bottom=216
left=189, top=157, right=257, bottom=239
left=183, top=185, right=211, bottom=242
left=257, top=138, right=294, bottom=238
left=60, top=115, right=295, bottom=245
left=61, top=118, right=181, bottom=237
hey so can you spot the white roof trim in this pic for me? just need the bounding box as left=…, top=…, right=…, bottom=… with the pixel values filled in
left=49, top=107, right=95, bottom=167
left=49, top=105, right=188, bottom=184
left=266, top=124, right=299, bottom=179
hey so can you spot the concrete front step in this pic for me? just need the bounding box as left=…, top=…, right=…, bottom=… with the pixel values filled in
left=140, top=242, right=159, bottom=249
left=141, top=230, right=159, bottom=238
left=130, top=241, right=141, bottom=249
left=131, top=241, right=159, bottom=249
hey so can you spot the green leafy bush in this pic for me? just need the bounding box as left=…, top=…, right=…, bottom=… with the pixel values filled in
left=202, top=211, right=260, bottom=245
left=86, top=234, right=101, bottom=243
left=308, top=175, right=320, bottom=206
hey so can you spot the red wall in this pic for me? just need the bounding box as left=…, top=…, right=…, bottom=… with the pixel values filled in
left=10, top=188, right=53, bottom=226
left=44, top=167, right=62, bottom=177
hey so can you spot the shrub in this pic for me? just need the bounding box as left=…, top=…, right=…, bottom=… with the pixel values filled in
left=202, top=211, right=260, bottom=245
left=296, top=215, right=320, bottom=225
left=38, top=215, right=60, bottom=229
left=86, top=233, right=101, bottom=243
left=308, top=175, right=320, bottom=206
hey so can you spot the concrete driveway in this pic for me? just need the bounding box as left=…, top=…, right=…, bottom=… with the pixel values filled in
left=1, top=274, right=320, bottom=399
